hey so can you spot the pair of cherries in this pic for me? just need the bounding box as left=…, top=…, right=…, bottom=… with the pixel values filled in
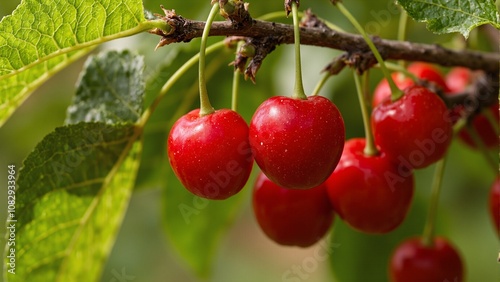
left=331, top=63, right=462, bottom=281
left=167, top=94, right=345, bottom=200
left=250, top=95, right=345, bottom=247
left=328, top=63, right=455, bottom=236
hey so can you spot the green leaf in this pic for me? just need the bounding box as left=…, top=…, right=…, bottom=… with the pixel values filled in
left=398, top=0, right=500, bottom=38
left=0, top=49, right=92, bottom=127
left=66, top=50, right=145, bottom=125
left=6, top=122, right=142, bottom=282
left=0, top=0, right=152, bottom=126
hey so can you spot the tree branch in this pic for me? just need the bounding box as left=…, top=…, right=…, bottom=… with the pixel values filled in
left=151, top=8, right=500, bottom=74
left=149, top=5, right=498, bottom=121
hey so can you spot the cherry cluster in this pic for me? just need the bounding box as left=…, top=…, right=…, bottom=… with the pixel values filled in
left=163, top=3, right=498, bottom=281
left=167, top=60, right=498, bottom=281
left=371, top=63, right=498, bottom=281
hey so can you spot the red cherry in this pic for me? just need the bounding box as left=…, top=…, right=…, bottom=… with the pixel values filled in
left=167, top=109, right=253, bottom=200
left=489, top=177, right=500, bottom=236
left=445, top=67, right=471, bottom=94
left=249, top=95, right=345, bottom=189
left=373, top=62, right=449, bottom=107
left=372, top=73, right=414, bottom=107
left=389, top=237, right=464, bottom=282
left=326, top=138, right=414, bottom=234
left=445, top=67, right=499, bottom=149
left=252, top=172, right=334, bottom=247
left=458, top=104, right=499, bottom=148
left=407, top=62, right=449, bottom=91
left=443, top=67, right=470, bottom=124
left=372, top=85, right=453, bottom=169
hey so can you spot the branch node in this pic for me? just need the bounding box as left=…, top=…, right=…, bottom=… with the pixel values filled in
left=244, top=36, right=281, bottom=83
left=220, top=0, right=253, bottom=29
left=152, top=7, right=193, bottom=49
left=300, top=9, right=329, bottom=30
left=323, top=55, right=347, bottom=75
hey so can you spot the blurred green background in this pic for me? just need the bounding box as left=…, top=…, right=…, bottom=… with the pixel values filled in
left=1, top=0, right=498, bottom=281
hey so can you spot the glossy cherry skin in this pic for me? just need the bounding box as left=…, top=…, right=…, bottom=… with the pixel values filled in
left=252, top=172, right=334, bottom=247
left=372, top=85, right=453, bottom=169
left=458, top=104, right=499, bottom=148
left=167, top=109, right=253, bottom=200
left=373, top=62, right=449, bottom=107
left=389, top=237, right=464, bottom=282
left=326, top=138, right=414, bottom=234
left=490, top=177, right=500, bottom=236
left=446, top=67, right=499, bottom=149
left=249, top=95, right=345, bottom=189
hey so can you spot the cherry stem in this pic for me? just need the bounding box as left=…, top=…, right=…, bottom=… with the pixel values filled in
left=198, top=3, right=220, bottom=116
left=452, top=116, right=467, bottom=134
left=465, top=125, right=498, bottom=172
left=291, top=2, right=308, bottom=100
left=231, top=42, right=243, bottom=111
left=311, top=71, right=331, bottom=96
left=335, top=2, right=403, bottom=101
left=168, top=53, right=226, bottom=128
left=382, top=62, right=417, bottom=81
left=138, top=41, right=226, bottom=128
left=422, top=157, right=447, bottom=247
left=397, top=9, right=408, bottom=68
left=353, top=71, right=378, bottom=156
